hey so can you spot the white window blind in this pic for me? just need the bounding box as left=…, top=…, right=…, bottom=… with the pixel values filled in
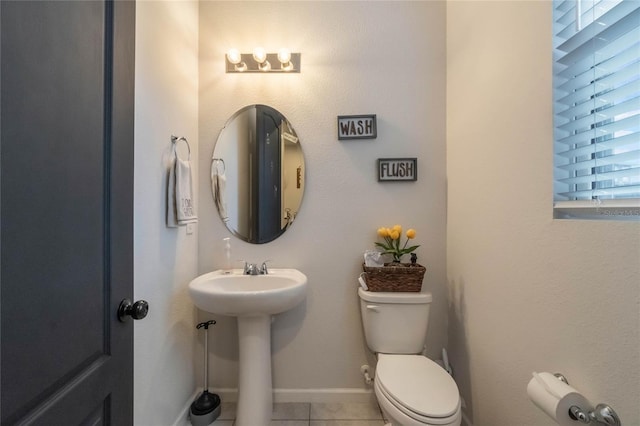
left=553, top=0, right=640, bottom=219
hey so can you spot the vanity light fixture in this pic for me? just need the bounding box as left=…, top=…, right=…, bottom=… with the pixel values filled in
left=225, top=47, right=301, bottom=73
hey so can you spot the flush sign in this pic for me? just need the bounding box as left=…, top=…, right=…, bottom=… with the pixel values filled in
left=378, top=158, right=417, bottom=182
left=337, top=114, right=377, bottom=140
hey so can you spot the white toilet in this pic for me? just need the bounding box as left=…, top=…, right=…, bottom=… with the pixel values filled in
left=358, top=288, right=461, bottom=426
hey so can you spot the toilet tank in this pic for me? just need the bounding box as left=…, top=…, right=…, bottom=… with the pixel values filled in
left=358, top=288, right=432, bottom=354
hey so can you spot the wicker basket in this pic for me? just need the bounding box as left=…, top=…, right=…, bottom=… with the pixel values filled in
left=362, top=262, right=426, bottom=292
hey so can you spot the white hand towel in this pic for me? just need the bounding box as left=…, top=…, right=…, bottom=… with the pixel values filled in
left=216, top=173, right=229, bottom=222
left=175, top=157, right=197, bottom=224
left=212, top=167, right=229, bottom=223
left=167, top=155, right=179, bottom=227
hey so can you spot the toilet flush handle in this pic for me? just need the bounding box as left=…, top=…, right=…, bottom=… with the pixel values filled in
left=366, top=304, right=380, bottom=312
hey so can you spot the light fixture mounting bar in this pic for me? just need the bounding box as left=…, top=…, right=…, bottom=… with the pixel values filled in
left=226, top=53, right=301, bottom=73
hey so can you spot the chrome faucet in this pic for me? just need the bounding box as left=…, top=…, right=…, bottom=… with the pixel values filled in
left=260, top=261, right=270, bottom=275
left=243, top=261, right=270, bottom=275
left=243, top=262, right=259, bottom=275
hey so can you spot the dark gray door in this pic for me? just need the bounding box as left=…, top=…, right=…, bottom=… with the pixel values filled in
left=1, top=1, right=136, bottom=425
left=255, top=105, right=282, bottom=243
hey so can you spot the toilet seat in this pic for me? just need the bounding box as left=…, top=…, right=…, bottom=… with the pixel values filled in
left=376, top=354, right=461, bottom=424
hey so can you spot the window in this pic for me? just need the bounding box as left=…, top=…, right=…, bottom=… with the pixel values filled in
left=553, top=0, right=640, bottom=220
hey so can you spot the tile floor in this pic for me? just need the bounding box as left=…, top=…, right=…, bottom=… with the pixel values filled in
left=209, top=401, right=387, bottom=426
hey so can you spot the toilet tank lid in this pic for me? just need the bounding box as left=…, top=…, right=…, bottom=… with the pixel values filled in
left=358, top=288, right=432, bottom=304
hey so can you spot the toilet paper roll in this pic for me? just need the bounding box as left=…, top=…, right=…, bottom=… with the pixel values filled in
left=527, top=372, right=593, bottom=426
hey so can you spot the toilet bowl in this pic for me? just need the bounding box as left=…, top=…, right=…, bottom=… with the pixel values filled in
left=357, top=288, right=461, bottom=426
left=374, top=354, right=461, bottom=426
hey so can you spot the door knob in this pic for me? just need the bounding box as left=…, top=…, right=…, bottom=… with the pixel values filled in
left=117, top=299, right=149, bottom=322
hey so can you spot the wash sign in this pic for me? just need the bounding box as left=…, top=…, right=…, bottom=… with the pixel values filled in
left=337, top=114, right=377, bottom=140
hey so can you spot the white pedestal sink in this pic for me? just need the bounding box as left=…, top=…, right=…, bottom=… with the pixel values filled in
left=188, top=269, right=307, bottom=426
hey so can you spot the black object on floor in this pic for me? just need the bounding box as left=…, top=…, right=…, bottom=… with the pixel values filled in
left=190, top=320, right=221, bottom=426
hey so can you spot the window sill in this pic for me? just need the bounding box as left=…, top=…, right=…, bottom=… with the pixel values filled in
left=554, top=200, right=640, bottom=221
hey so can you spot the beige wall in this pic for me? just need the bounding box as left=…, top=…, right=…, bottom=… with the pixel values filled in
left=134, top=2, right=200, bottom=425
left=132, top=1, right=640, bottom=423
left=446, top=2, right=640, bottom=425
left=198, top=1, right=447, bottom=397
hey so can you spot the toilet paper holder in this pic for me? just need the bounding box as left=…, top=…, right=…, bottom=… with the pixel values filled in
left=553, top=373, right=621, bottom=426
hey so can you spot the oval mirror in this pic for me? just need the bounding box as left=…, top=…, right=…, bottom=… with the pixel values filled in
left=211, top=105, right=305, bottom=244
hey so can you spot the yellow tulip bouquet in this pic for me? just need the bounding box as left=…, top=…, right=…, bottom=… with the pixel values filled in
left=375, top=225, right=420, bottom=263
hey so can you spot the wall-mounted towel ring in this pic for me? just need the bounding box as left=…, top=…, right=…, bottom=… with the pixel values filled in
left=212, top=158, right=225, bottom=175
left=167, top=135, right=197, bottom=228
left=171, top=135, right=191, bottom=161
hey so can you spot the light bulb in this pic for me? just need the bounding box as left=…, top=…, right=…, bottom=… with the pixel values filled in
left=252, top=47, right=267, bottom=64
left=278, top=48, right=293, bottom=71
left=226, top=48, right=242, bottom=65
left=277, top=48, right=291, bottom=64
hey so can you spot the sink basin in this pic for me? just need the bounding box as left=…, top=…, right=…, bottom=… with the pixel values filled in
left=188, top=268, right=307, bottom=316
left=188, top=268, right=308, bottom=426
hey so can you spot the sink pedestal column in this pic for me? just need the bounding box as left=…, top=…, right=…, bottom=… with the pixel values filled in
left=235, top=315, right=272, bottom=426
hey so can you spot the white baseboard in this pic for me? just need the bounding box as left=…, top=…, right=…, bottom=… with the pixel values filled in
left=172, top=389, right=201, bottom=426
left=209, top=387, right=376, bottom=404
